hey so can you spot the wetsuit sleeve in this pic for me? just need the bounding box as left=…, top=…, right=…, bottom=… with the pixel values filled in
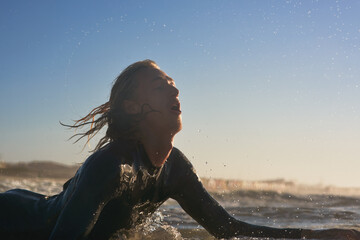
left=49, top=155, right=120, bottom=240
left=168, top=148, right=302, bottom=239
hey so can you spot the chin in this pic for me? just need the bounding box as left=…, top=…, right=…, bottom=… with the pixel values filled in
left=170, top=120, right=182, bottom=136
left=174, top=125, right=182, bottom=135
left=176, top=117, right=183, bottom=131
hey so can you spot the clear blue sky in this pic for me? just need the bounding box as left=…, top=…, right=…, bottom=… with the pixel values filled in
left=1, top=1, right=359, bottom=187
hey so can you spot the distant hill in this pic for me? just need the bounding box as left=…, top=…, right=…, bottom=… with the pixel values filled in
left=0, top=161, right=79, bottom=179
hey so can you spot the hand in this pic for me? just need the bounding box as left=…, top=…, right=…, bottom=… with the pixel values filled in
left=302, top=228, right=360, bottom=240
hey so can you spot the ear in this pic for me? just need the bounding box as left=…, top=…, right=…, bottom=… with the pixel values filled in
left=123, top=100, right=140, bottom=115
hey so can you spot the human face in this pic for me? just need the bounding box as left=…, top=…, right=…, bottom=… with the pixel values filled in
left=133, top=67, right=182, bottom=136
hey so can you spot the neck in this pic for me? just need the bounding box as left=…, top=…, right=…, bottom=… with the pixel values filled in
left=140, top=132, right=174, bottom=167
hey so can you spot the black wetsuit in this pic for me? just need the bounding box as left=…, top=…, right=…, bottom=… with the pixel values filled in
left=0, top=141, right=302, bottom=239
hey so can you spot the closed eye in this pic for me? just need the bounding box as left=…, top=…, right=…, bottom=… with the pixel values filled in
left=154, top=84, right=165, bottom=90
left=152, top=76, right=175, bottom=90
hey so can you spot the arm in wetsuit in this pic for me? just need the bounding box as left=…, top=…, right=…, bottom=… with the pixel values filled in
left=49, top=151, right=121, bottom=240
left=167, top=148, right=302, bottom=239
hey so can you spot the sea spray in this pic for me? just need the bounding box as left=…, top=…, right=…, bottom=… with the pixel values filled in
left=111, top=211, right=183, bottom=240
left=1, top=177, right=360, bottom=239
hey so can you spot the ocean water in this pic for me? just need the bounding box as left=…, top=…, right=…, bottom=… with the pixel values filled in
left=1, top=177, right=360, bottom=240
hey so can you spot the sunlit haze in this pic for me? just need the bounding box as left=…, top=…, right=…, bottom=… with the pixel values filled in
left=1, top=1, right=359, bottom=187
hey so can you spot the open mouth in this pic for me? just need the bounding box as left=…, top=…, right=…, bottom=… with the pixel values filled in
left=170, top=102, right=181, bottom=113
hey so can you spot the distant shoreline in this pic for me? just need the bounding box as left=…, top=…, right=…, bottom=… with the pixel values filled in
left=1, top=161, right=360, bottom=197
left=0, top=161, right=79, bottom=179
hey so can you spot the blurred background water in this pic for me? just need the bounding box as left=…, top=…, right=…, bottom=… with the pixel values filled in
left=1, top=173, right=359, bottom=240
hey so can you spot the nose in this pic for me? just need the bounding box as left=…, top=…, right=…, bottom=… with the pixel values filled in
left=170, top=85, right=179, bottom=97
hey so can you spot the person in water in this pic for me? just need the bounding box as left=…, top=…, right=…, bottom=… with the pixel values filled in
left=0, top=60, right=359, bottom=240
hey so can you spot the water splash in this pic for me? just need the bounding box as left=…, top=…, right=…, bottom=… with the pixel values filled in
left=112, top=211, right=182, bottom=240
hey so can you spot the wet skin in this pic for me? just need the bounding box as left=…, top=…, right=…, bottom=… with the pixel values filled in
left=0, top=140, right=302, bottom=239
